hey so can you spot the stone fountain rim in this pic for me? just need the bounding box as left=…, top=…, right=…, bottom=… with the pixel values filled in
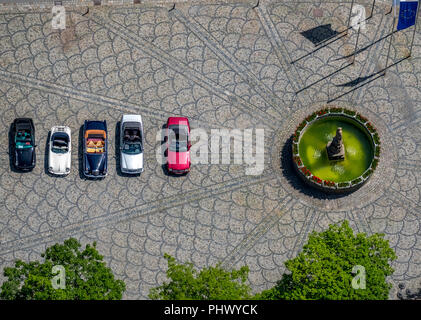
left=291, top=108, right=380, bottom=194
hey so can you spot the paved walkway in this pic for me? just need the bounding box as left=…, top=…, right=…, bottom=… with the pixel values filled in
left=0, top=0, right=420, bottom=299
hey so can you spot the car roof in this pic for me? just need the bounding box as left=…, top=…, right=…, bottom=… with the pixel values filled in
left=123, top=122, right=142, bottom=130
left=14, top=118, right=32, bottom=123
left=167, top=117, right=189, bottom=126
left=122, top=114, right=142, bottom=124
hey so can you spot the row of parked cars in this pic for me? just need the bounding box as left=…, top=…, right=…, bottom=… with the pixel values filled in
left=10, top=115, right=192, bottom=177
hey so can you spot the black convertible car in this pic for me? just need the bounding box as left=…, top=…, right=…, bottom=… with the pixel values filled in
left=11, top=118, right=36, bottom=171
left=83, top=120, right=108, bottom=178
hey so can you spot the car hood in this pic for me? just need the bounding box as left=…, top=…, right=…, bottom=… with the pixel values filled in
left=168, top=150, right=190, bottom=170
left=121, top=152, right=143, bottom=170
left=85, top=153, right=106, bottom=172
left=16, top=148, right=34, bottom=167
left=49, top=152, right=71, bottom=173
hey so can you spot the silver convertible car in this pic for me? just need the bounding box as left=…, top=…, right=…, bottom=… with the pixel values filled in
left=120, top=114, right=144, bottom=174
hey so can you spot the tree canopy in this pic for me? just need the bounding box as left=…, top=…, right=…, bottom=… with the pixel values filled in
left=257, top=221, right=397, bottom=300
left=149, top=253, right=251, bottom=300
left=0, top=238, right=126, bottom=300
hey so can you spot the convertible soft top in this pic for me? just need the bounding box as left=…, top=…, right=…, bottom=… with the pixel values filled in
left=15, top=119, right=33, bottom=131
left=52, top=132, right=69, bottom=142
left=85, top=129, right=106, bottom=139
left=85, top=120, right=106, bottom=131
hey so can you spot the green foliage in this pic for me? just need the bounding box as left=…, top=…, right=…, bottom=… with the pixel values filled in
left=149, top=254, right=251, bottom=300
left=0, top=238, right=126, bottom=300
left=363, top=169, right=373, bottom=179
left=329, top=107, right=343, bottom=113
left=256, top=221, right=396, bottom=300
left=351, top=177, right=362, bottom=185
left=375, top=146, right=381, bottom=157
left=338, top=182, right=350, bottom=188
left=373, top=133, right=380, bottom=145
left=343, top=109, right=356, bottom=116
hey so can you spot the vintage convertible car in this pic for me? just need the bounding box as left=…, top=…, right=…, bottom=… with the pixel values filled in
left=166, top=117, right=191, bottom=175
left=83, top=120, right=108, bottom=178
left=48, top=126, right=71, bottom=175
left=120, top=114, right=144, bottom=174
left=11, top=118, right=36, bottom=171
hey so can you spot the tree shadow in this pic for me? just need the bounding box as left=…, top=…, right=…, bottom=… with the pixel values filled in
left=8, top=122, right=34, bottom=173
left=328, top=56, right=409, bottom=102
left=43, top=130, right=69, bottom=178
left=280, top=136, right=352, bottom=200
left=335, top=74, right=376, bottom=87
left=332, top=30, right=398, bottom=62
left=115, top=120, right=141, bottom=178
left=160, top=123, right=171, bottom=177
left=296, top=62, right=352, bottom=94
left=44, top=131, right=52, bottom=176
left=8, top=123, right=19, bottom=173
left=301, top=24, right=340, bottom=46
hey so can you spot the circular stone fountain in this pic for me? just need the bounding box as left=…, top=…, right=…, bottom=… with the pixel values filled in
left=292, top=107, right=381, bottom=193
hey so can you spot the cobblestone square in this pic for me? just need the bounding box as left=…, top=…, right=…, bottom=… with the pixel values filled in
left=0, top=0, right=420, bottom=299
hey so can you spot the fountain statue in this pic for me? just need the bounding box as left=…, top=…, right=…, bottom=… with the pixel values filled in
left=326, top=127, right=345, bottom=161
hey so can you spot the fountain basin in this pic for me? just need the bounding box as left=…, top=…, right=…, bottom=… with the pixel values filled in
left=291, top=108, right=380, bottom=194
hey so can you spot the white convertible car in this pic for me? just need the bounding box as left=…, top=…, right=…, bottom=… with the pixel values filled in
left=120, top=114, right=144, bottom=174
left=48, top=126, right=71, bottom=175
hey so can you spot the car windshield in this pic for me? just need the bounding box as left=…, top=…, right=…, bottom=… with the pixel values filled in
left=168, top=125, right=189, bottom=152
left=15, top=130, right=32, bottom=148
left=86, top=131, right=105, bottom=154
left=52, top=140, right=68, bottom=154
left=122, top=142, right=142, bottom=154
left=52, top=146, right=68, bottom=154
left=51, top=133, right=69, bottom=154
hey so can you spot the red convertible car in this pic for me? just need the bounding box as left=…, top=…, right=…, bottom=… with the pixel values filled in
left=83, top=120, right=108, bottom=178
left=166, top=117, right=191, bottom=174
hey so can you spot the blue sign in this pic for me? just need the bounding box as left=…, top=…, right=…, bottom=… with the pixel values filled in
left=397, top=0, right=419, bottom=30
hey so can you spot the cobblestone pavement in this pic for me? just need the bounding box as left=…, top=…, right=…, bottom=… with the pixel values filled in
left=0, top=0, right=420, bottom=299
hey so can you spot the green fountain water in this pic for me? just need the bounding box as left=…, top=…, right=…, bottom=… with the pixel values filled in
left=298, top=117, right=374, bottom=182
